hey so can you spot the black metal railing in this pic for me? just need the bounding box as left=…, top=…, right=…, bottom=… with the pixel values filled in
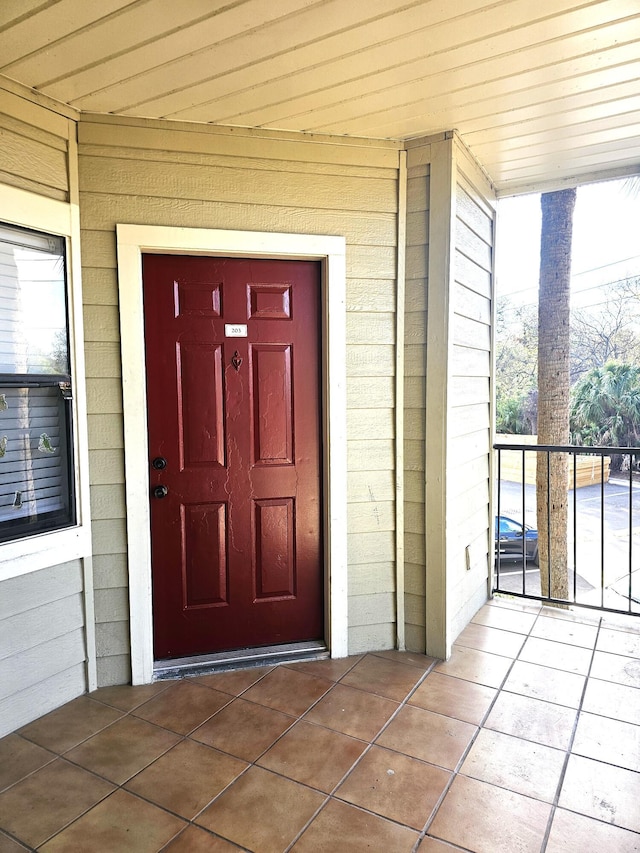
left=494, top=442, right=640, bottom=616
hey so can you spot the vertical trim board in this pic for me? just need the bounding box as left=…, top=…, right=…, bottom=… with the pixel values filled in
left=425, top=137, right=456, bottom=660
left=395, top=150, right=407, bottom=650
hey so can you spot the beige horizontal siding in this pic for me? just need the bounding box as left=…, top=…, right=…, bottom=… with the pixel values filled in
left=346, top=313, right=395, bottom=345
left=405, top=280, right=427, bottom=313
left=88, top=414, right=124, bottom=450
left=404, top=439, right=424, bottom=473
left=452, top=344, right=491, bottom=377
left=0, top=562, right=86, bottom=736
left=95, top=620, right=130, bottom=658
left=347, top=532, right=395, bottom=566
left=81, top=268, right=119, bottom=305
left=405, top=623, right=426, bottom=653
left=97, top=654, right=131, bottom=687
left=347, top=409, right=394, bottom=440
left=94, top=587, right=129, bottom=624
left=85, top=342, right=122, bottom=378
left=348, top=440, right=395, bottom=471
left=405, top=564, right=426, bottom=597
left=79, top=154, right=397, bottom=214
left=453, top=277, right=492, bottom=321
left=348, top=502, right=395, bottom=534
left=0, top=87, right=71, bottom=138
left=90, top=484, right=126, bottom=520
left=79, top=145, right=395, bottom=188
left=0, top=589, right=83, bottom=662
left=405, top=376, right=426, bottom=410
left=92, top=519, right=127, bottom=555
left=80, top=193, right=397, bottom=248
left=404, top=502, right=425, bottom=535
left=348, top=623, right=395, bottom=655
left=347, top=377, right=394, bottom=410
left=449, top=403, right=491, bottom=439
left=347, top=470, right=395, bottom=505
left=346, top=281, right=396, bottom=312
left=0, top=86, right=70, bottom=200
left=77, top=119, right=400, bottom=169
left=455, top=252, right=492, bottom=299
left=93, top=553, right=128, bottom=590
left=445, top=160, right=495, bottom=642
left=347, top=345, right=394, bottom=377
left=404, top=408, right=425, bottom=441
left=86, top=379, right=123, bottom=416
left=349, top=563, right=395, bottom=596
left=450, top=457, right=490, bottom=499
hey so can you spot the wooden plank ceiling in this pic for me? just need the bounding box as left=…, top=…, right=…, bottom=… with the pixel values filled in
left=1, top=0, right=639, bottom=193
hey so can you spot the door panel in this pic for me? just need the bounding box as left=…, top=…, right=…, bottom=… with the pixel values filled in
left=181, top=502, right=228, bottom=608
left=251, top=345, right=293, bottom=464
left=177, top=342, right=225, bottom=468
left=253, top=497, right=295, bottom=599
left=143, top=255, right=323, bottom=659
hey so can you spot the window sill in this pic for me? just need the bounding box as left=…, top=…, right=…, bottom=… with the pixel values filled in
left=0, top=524, right=92, bottom=583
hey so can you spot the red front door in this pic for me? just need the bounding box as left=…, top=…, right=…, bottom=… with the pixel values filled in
left=142, top=255, right=323, bottom=659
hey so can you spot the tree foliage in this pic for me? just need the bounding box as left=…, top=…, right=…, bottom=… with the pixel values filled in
left=570, top=279, right=640, bottom=381
left=570, top=362, right=640, bottom=457
left=497, top=277, right=640, bottom=434
left=495, top=301, right=537, bottom=400
left=496, top=390, right=537, bottom=434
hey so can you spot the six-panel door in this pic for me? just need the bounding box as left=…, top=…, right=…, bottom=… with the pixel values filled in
left=142, top=255, right=323, bottom=659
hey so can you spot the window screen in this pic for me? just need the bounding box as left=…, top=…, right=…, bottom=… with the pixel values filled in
left=0, top=223, right=75, bottom=541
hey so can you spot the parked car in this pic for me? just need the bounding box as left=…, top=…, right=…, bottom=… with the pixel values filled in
left=495, top=515, right=539, bottom=565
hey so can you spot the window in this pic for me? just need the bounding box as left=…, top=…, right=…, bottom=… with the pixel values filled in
left=498, top=517, right=523, bottom=535
left=0, top=222, right=75, bottom=542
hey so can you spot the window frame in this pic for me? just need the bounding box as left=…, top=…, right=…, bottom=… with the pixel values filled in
left=0, top=183, right=91, bottom=581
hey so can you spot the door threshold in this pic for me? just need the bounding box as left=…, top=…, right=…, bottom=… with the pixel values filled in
left=153, top=639, right=328, bottom=681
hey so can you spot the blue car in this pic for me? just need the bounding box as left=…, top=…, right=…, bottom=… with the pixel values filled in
left=495, top=515, right=539, bottom=565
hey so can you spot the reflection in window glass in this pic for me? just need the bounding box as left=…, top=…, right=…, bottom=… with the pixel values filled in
left=0, top=224, right=74, bottom=541
left=0, top=227, right=69, bottom=375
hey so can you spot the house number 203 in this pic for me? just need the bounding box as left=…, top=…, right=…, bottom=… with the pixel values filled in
left=225, top=324, right=248, bottom=337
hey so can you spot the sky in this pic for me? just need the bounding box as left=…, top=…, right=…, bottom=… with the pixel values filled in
left=495, top=178, right=640, bottom=314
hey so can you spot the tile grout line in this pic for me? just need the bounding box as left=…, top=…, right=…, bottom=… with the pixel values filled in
left=23, top=659, right=360, bottom=851
left=153, top=655, right=371, bottom=848
left=0, top=615, right=530, bottom=850
left=4, top=673, right=273, bottom=850
left=415, top=602, right=547, bottom=851
left=159, top=663, right=346, bottom=839
left=283, top=654, right=442, bottom=851
left=539, top=614, right=604, bottom=853
left=0, top=827, right=37, bottom=853
left=7, top=609, right=630, bottom=852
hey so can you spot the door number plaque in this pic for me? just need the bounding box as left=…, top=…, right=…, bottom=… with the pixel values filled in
left=225, top=324, right=247, bottom=337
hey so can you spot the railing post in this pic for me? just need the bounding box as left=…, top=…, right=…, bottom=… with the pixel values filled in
left=572, top=448, right=577, bottom=603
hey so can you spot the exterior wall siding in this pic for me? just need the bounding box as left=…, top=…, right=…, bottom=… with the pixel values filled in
left=0, top=562, right=86, bottom=737
left=404, top=162, right=430, bottom=653
left=0, top=86, right=89, bottom=735
left=0, top=86, right=497, bottom=724
left=405, top=134, right=495, bottom=658
left=0, top=88, right=71, bottom=201
left=447, top=161, right=495, bottom=640
left=77, top=116, right=401, bottom=670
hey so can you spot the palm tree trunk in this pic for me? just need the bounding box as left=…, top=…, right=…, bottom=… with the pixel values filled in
left=537, top=188, right=576, bottom=600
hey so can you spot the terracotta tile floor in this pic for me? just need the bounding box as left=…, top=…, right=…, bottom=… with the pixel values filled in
left=1, top=597, right=639, bottom=852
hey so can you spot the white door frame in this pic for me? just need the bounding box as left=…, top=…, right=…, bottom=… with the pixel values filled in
left=116, top=225, right=348, bottom=684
